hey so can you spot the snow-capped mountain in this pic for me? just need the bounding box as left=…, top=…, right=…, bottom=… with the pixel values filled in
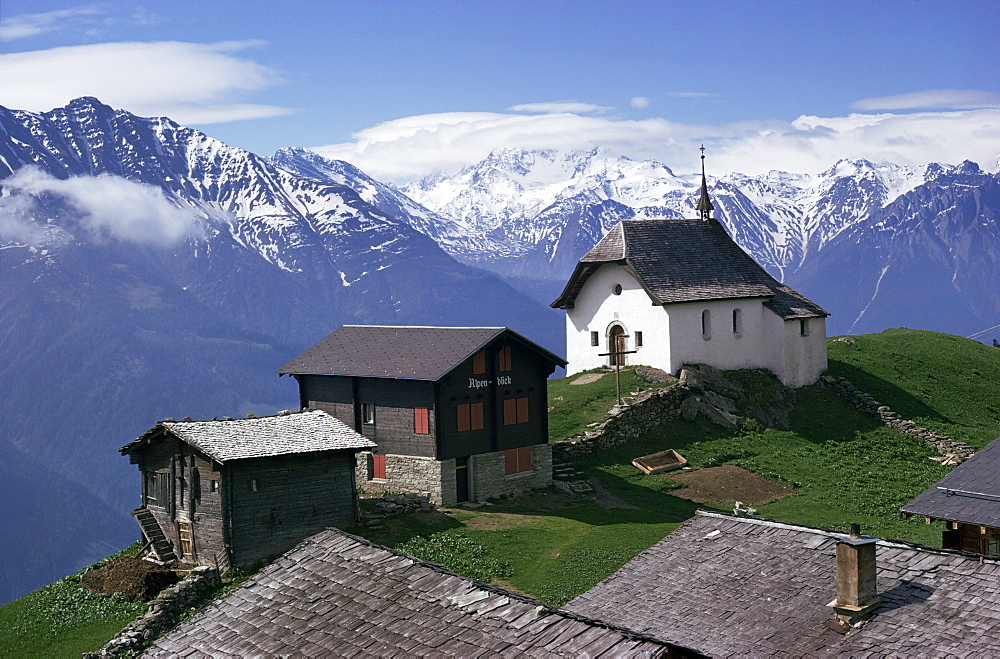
left=0, top=98, right=561, bottom=604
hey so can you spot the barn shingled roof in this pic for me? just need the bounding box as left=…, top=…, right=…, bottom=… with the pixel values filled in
left=901, top=435, right=1000, bottom=528
left=120, top=409, right=375, bottom=462
left=551, top=219, right=828, bottom=319
left=564, top=511, right=1000, bottom=657
left=143, top=527, right=701, bottom=658
left=277, top=325, right=565, bottom=381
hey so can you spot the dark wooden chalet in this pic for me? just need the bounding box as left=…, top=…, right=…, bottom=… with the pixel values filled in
left=278, top=326, right=566, bottom=505
left=120, top=409, right=375, bottom=569
left=901, top=435, right=1000, bottom=556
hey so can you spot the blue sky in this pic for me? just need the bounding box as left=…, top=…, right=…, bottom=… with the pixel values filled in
left=2, top=0, right=998, bottom=181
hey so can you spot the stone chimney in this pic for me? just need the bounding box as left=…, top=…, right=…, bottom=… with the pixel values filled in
left=829, top=523, right=881, bottom=622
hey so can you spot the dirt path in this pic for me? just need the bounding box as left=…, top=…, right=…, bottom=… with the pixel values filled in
left=666, top=465, right=792, bottom=505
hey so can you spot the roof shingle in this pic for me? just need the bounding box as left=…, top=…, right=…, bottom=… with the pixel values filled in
left=565, top=511, right=1000, bottom=657
left=552, top=219, right=828, bottom=319
left=901, top=435, right=1000, bottom=527
left=121, top=410, right=375, bottom=462
left=144, top=528, right=698, bottom=658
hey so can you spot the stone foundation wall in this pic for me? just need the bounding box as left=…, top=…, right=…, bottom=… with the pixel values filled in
left=355, top=452, right=449, bottom=505
left=472, top=444, right=553, bottom=501
left=85, top=565, right=220, bottom=657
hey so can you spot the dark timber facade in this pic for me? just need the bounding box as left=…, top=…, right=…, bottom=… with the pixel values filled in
left=278, top=326, right=566, bottom=505
left=120, top=410, right=374, bottom=569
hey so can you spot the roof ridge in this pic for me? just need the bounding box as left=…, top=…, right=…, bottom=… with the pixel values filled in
left=694, top=510, right=1000, bottom=562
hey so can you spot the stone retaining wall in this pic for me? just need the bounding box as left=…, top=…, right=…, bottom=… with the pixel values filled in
left=820, top=375, right=975, bottom=462
left=85, top=565, right=221, bottom=657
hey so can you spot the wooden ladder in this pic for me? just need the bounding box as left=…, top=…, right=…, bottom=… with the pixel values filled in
left=131, top=507, right=177, bottom=563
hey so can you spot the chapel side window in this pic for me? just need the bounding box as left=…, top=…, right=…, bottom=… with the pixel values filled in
left=732, top=308, right=743, bottom=335
left=702, top=309, right=712, bottom=340
left=800, top=319, right=810, bottom=337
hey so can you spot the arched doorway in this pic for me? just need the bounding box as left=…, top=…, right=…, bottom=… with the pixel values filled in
left=608, top=325, right=627, bottom=366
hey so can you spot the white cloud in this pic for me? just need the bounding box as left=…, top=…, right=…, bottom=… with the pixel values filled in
left=630, top=96, right=651, bottom=109
left=0, top=5, right=102, bottom=41
left=0, top=40, right=292, bottom=124
left=508, top=101, right=613, bottom=114
left=310, top=107, right=1000, bottom=182
left=852, top=89, right=1000, bottom=111
left=0, top=167, right=203, bottom=245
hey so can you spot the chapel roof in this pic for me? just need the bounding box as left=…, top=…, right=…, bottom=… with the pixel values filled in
left=277, top=325, right=565, bottom=381
left=144, top=527, right=700, bottom=657
left=901, top=435, right=1000, bottom=527
left=120, top=409, right=375, bottom=462
left=564, top=511, right=1000, bottom=657
left=550, top=219, right=828, bottom=319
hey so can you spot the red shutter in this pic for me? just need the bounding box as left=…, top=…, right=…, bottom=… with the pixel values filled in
left=472, top=351, right=486, bottom=375
left=457, top=404, right=471, bottom=432
left=414, top=408, right=429, bottom=434
left=471, top=403, right=484, bottom=430
left=517, top=446, right=532, bottom=473
left=499, top=346, right=512, bottom=371
left=372, top=454, right=386, bottom=480
left=504, top=448, right=518, bottom=475
left=516, top=397, right=529, bottom=424
left=503, top=399, right=517, bottom=425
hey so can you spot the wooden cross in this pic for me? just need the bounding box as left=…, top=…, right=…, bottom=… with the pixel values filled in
left=598, top=344, right=638, bottom=406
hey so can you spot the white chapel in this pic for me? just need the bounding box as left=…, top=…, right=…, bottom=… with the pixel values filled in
left=550, top=154, right=829, bottom=388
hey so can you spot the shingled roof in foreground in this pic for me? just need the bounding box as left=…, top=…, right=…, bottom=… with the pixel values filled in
left=551, top=219, right=828, bottom=319
left=565, top=511, right=1000, bottom=657
left=901, top=435, right=1000, bottom=527
left=121, top=410, right=375, bottom=462
left=144, top=528, right=699, bottom=658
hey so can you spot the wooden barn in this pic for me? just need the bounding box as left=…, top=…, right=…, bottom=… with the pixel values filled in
left=278, top=326, right=566, bottom=506
left=120, top=409, right=375, bottom=569
left=901, top=435, right=1000, bottom=556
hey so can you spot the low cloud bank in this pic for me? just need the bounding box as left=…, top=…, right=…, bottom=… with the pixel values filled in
left=310, top=106, right=1000, bottom=182
left=0, top=167, right=203, bottom=245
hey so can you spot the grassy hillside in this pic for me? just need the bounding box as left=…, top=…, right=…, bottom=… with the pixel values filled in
left=4, top=328, right=996, bottom=651
left=826, top=328, right=1000, bottom=448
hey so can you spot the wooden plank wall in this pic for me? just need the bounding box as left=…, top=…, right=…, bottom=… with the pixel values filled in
left=227, top=451, right=358, bottom=567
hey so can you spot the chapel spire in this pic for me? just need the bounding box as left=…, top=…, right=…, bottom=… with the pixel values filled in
left=696, top=144, right=714, bottom=221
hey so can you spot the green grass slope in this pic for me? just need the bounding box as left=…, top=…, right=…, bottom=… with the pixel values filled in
left=827, top=328, right=1000, bottom=448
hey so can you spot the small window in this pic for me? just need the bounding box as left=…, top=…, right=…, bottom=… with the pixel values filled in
left=503, top=397, right=529, bottom=425
left=414, top=407, right=430, bottom=434
left=362, top=403, right=375, bottom=425
left=371, top=454, right=386, bottom=480
left=800, top=319, right=810, bottom=337
left=591, top=331, right=599, bottom=347
left=612, top=284, right=622, bottom=295
left=210, top=480, right=219, bottom=493
left=504, top=446, right=533, bottom=474
left=472, top=350, right=486, bottom=375
left=702, top=309, right=712, bottom=340
left=457, top=403, right=484, bottom=431
left=249, top=478, right=259, bottom=492
left=635, top=331, right=643, bottom=347
left=498, top=345, right=512, bottom=372
left=733, top=308, right=743, bottom=335
left=987, top=540, right=1000, bottom=557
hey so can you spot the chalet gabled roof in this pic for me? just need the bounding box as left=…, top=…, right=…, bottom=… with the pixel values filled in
left=120, top=409, right=375, bottom=462
left=550, top=219, right=828, bottom=320
left=565, top=511, right=1000, bottom=657
left=901, top=435, right=1000, bottom=527
left=277, top=325, right=565, bottom=381
left=144, top=527, right=699, bottom=658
